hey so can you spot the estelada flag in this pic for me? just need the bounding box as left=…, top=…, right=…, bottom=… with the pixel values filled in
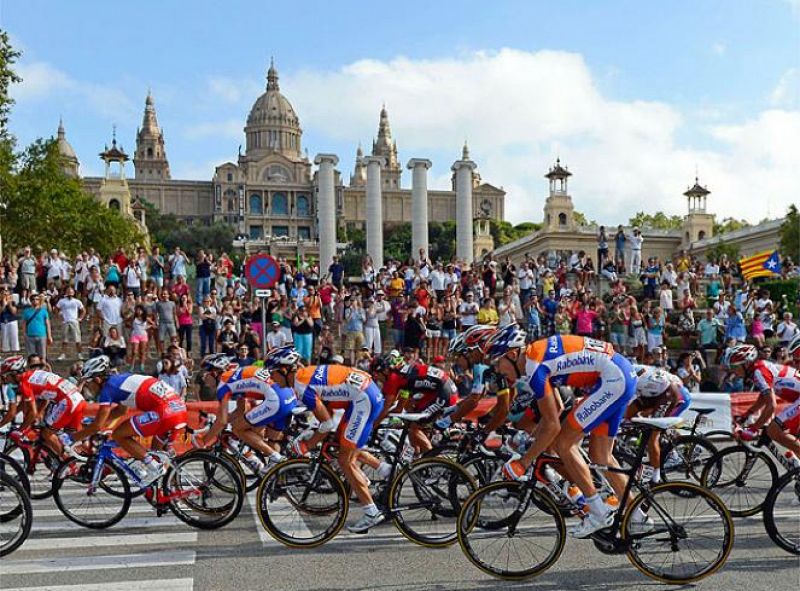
left=740, top=250, right=781, bottom=281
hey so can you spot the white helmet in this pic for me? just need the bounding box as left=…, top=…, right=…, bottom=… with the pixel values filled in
left=80, top=355, right=112, bottom=379
left=263, top=345, right=302, bottom=370
left=482, top=324, right=527, bottom=363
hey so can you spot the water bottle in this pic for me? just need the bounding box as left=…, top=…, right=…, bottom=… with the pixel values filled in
left=511, top=431, right=531, bottom=454
left=400, top=442, right=415, bottom=463
left=380, top=431, right=397, bottom=453
left=565, top=483, right=586, bottom=513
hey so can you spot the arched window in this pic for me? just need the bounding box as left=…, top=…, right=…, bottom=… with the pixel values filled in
left=296, top=195, right=310, bottom=216
left=558, top=213, right=567, bottom=226
left=249, top=194, right=263, bottom=214
left=698, top=230, right=706, bottom=241
left=272, top=192, right=288, bottom=215
left=685, top=231, right=690, bottom=242
left=109, top=199, right=120, bottom=211
left=147, top=147, right=153, bottom=158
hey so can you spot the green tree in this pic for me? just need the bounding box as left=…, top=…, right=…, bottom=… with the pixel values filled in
left=0, top=31, right=21, bottom=137
left=780, top=204, right=800, bottom=262
left=708, top=242, right=740, bottom=262
left=714, top=217, right=750, bottom=235
left=573, top=211, right=597, bottom=227
left=490, top=220, right=542, bottom=247
left=2, top=139, right=144, bottom=256
left=628, top=211, right=683, bottom=230
left=142, top=199, right=233, bottom=256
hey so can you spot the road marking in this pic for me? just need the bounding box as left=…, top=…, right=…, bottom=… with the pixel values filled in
left=2, top=550, right=196, bottom=575
left=246, top=491, right=275, bottom=546
left=21, top=532, right=197, bottom=551
left=2, top=579, right=195, bottom=591
left=32, top=516, right=182, bottom=532
left=32, top=504, right=154, bottom=518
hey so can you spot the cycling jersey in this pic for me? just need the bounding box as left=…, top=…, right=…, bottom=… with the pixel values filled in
left=18, top=370, right=86, bottom=430
left=217, top=365, right=277, bottom=402
left=399, top=362, right=458, bottom=414
left=294, top=365, right=383, bottom=449
left=774, top=399, right=800, bottom=435
left=753, top=360, right=800, bottom=402
left=244, top=385, right=298, bottom=431
left=524, top=335, right=636, bottom=436
left=632, top=365, right=691, bottom=417
left=471, top=363, right=489, bottom=395
left=98, top=373, right=187, bottom=438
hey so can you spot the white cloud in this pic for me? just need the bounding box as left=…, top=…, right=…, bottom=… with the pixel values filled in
left=171, top=156, right=233, bottom=180
left=183, top=118, right=242, bottom=140
left=278, top=48, right=799, bottom=224
left=206, top=76, right=262, bottom=105
left=711, top=43, right=726, bottom=56
left=770, top=67, right=799, bottom=107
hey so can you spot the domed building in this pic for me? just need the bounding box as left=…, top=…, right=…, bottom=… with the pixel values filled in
left=79, top=60, right=506, bottom=264
left=56, top=118, right=80, bottom=178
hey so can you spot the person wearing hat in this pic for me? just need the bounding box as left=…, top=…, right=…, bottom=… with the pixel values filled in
left=216, top=319, right=239, bottom=356
left=459, top=291, right=479, bottom=329
left=628, top=227, right=644, bottom=275
left=266, top=320, right=291, bottom=351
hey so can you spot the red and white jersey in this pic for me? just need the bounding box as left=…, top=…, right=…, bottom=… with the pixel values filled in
left=753, top=360, right=800, bottom=402
left=18, top=370, right=84, bottom=408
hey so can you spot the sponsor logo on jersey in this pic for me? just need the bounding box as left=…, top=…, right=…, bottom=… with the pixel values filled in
left=412, top=379, right=440, bottom=391
left=576, top=390, right=615, bottom=423
left=555, top=354, right=596, bottom=372
left=347, top=412, right=364, bottom=439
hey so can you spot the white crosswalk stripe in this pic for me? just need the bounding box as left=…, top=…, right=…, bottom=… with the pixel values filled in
left=2, top=579, right=195, bottom=591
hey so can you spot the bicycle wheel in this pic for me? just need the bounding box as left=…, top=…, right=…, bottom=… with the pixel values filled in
left=52, top=457, right=131, bottom=529
left=98, top=457, right=146, bottom=499
left=457, top=481, right=566, bottom=580
left=763, top=468, right=800, bottom=555
left=701, top=446, right=777, bottom=517
left=388, top=456, right=477, bottom=547
left=461, top=454, right=506, bottom=486
left=622, top=481, right=734, bottom=583
left=660, top=435, right=717, bottom=486
left=164, top=452, right=243, bottom=530
left=0, top=472, right=32, bottom=557
left=4, top=443, right=57, bottom=500
left=256, top=458, right=348, bottom=548
left=0, top=453, right=31, bottom=495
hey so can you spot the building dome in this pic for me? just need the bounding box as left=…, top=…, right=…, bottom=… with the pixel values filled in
left=56, top=118, right=80, bottom=177
left=244, top=60, right=302, bottom=159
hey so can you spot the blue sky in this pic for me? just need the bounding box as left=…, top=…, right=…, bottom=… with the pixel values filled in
left=4, top=0, right=799, bottom=223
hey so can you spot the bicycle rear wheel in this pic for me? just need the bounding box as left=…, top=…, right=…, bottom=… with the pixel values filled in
left=701, top=446, right=777, bottom=516
left=0, top=472, right=32, bottom=557
left=0, top=453, right=30, bottom=495
left=52, top=457, right=131, bottom=529
left=4, top=443, right=57, bottom=500
left=256, top=458, right=348, bottom=548
left=623, top=481, right=734, bottom=583
left=164, top=452, right=243, bottom=530
left=389, top=456, right=476, bottom=547
left=660, top=435, right=717, bottom=486
left=457, top=482, right=566, bottom=580
left=763, top=468, right=800, bottom=555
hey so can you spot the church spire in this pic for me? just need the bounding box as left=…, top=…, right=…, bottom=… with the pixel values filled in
left=462, top=140, right=470, bottom=161
left=134, top=90, right=171, bottom=181
left=266, top=57, right=279, bottom=91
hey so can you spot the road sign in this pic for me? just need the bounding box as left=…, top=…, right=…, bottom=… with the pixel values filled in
left=254, top=289, right=271, bottom=298
left=245, top=254, right=279, bottom=289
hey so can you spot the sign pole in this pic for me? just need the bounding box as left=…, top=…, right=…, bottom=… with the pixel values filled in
left=261, top=296, right=267, bottom=357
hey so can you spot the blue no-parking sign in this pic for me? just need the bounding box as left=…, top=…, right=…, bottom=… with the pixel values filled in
left=244, top=254, right=279, bottom=289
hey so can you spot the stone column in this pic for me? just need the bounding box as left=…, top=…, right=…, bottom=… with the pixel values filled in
left=407, top=158, right=432, bottom=260
left=365, top=156, right=385, bottom=269
left=314, top=153, right=339, bottom=273
left=452, top=158, right=477, bottom=263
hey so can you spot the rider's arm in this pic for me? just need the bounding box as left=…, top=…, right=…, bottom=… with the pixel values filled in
left=750, top=390, right=776, bottom=430
left=17, top=396, right=39, bottom=432
left=0, top=399, right=19, bottom=429
left=71, top=404, right=122, bottom=441
left=481, top=389, right=510, bottom=435
left=202, top=397, right=231, bottom=446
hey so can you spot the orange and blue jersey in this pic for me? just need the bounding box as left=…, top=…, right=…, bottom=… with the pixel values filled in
left=217, top=365, right=277, bottom=402
left=294, top=365, right=383, bottom=449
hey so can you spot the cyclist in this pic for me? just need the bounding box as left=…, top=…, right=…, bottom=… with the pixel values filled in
left=488, top=327, right=641, bottom=537
left=266, top=345, right=385, bottom=534
left=71, top=356, right=188, bottom=485
left=724, top=343, right=800, bottom=431
left=787, top=333, right=800, bottom=368
left=197, top=353, right=295, bottom=471
left=627, top=364, right=692, bottom=483
left=0, top=355, right=87, bottom=455
left=766, top=396, right=800, bottom=456
left=441, top=325, right=498, bottom=427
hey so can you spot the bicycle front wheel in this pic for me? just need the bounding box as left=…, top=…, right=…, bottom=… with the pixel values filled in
left=256, top=458, right=348, bottom=548
left=388, top=456, right=476, bottom=547
left=660, top=435, right=717, bottom=486
left=701, top=446, right=777, bottom=517
left=0, top=472, right=32, bottom=557
left=623, top=481, right=734, bottom=584
left=763, top=468, right=800, bottom=555
left=164, top=452, right=243, bottom=530
left=52, top=457, right=131, bottom=529
left=457, top=482, right=566, bottom=580
left=4, top=443, right=57, bottom=500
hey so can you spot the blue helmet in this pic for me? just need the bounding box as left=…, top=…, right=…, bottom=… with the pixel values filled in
left=482, top=323, right=527, bottom=363
left=263, top=345, right=302, bottom=371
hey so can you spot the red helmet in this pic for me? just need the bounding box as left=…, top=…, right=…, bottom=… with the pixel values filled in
left=1, top=356, right=26, bottom=375
left=721, top=344, right=758, bottom=368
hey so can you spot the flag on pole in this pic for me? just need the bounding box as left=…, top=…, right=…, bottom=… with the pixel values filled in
left=739, top=249, right=781, bottom=281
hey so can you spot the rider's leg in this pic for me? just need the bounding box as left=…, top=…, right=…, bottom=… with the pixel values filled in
left=231, top=415, right=279, bottom=456
left=339, top=446, right=373, bottom=505
left=409, top=423, right=432, bottom=453
left=112, top=420, right=149, bottom=461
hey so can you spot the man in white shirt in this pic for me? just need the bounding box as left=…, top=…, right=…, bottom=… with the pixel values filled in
left=459, top=292, right=479, bottom=328
left=660, top=263, right=677, bottom=287
left=704, top=259, right=720, bottom=277
left=55, top=287, right=85, bottom=360
left=125, top=264, right=142, bottom=297
left=96, top=285, right=123, bottom=336
left=46, top=249, right=67, bottom=289
left=429, top=264, right=446, bottom=301
left=628, top=228, right=644, bottom=274
left=266, top=321, right=291, bottom=350
left=777, top=312, right=799, bottom=346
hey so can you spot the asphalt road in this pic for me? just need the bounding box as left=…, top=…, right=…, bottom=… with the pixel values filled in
left=2, top=489, right=798, bottom=591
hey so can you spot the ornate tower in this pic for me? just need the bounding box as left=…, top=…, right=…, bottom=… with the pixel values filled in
left=350, top=143, right=367, bottom=187
left=371, top=106, right=401, bottom=189
left=55, top=118, right=80, bottom=178
left=682, top=177, right=714, bottom=247
left=134, top=91, right=171, bottom=180
left=98, top=129, right=133, bottom=216
left=542, top=158, right=576, bottom=231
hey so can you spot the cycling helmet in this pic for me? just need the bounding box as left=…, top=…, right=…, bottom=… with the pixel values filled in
left=721, top=344, right=758, bottom=368
left=80, top=355, right=112, bottom=379
left=482, top=323, right=527, bottom=363
left=263, top=345, right=302, bottom=371
left=1, top=355, right=26, bottom=375
left=201, top=353, right=233, bottom=372
left=448, top=325, right=496, bottom=357
left=371, top=353, right=397, bottom=373
left=788, top=333, right=800, bottom=360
